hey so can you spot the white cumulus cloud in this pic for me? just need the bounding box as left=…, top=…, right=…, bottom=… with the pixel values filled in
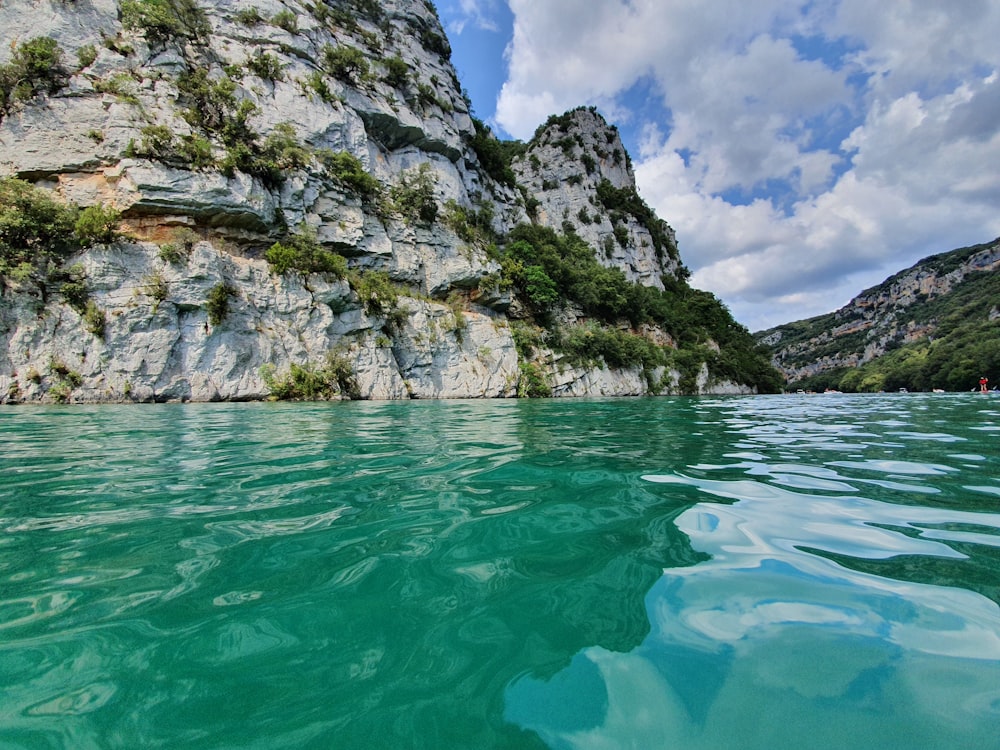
left=489, top=0, right=1000, bottom=331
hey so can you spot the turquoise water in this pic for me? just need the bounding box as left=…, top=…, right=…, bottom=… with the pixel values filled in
left=1, top=395, right=999, bottom=749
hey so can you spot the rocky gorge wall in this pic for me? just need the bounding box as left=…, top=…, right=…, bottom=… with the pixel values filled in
left=0, top=0, right=758, bottom=402
left=759, top=238, right=1000, bottom=383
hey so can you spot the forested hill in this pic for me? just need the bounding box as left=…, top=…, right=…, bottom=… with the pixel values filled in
left=757, top=238, right=1000, bottom=392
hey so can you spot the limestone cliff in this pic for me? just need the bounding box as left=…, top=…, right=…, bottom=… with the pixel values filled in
left=759, top=238, right=1000, bottom=385
left=0, top=0, right=774, bottom=402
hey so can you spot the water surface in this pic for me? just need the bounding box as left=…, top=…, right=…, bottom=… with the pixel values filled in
left=2, top=394, right=999, bottom=748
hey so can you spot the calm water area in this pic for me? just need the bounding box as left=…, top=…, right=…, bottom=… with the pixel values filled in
left=2, top=394, right=999, bottom=749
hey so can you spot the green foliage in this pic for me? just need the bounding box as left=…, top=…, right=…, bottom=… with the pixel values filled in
left=74, top=204, right=121, bottom=245
left=46, top=358, right=84, bottom=402
left=442, top=199, right=496, bottom=249
left=303, top=71, right=337, bottom=103
left=510, top=320, right=545, bottom=358
left=613, top=223, right=629, bottom=248
left=596, top=179, right=677, bottom=261
left=178, top=134, right=215, bottom=168
left=143, top=271, right=169, bottom=307
left=205, top=282, right=234, bottom=326
left=496, top=224, right=781, bottom=392
left=0, top=177, right=78, bottom=283
left=77, top=44, right=98, bottom=69
left=469, top=117, right=518, bottom=187
left=247, top=53, right=284, bottom=82
left=120, top=0, right=210, bottom=44
left=233, top=7, right=263, bottom=25
left=83, top=299, right=106, bottom=338
left=129, top=124, right=214, bottom=168
left=261, top=351, right=360, bottom=400
left=557, top=322, right=665, bottom=372
left=59, top=264, right=90, bottom=314
left=418, top=26, right=451, bottom=60
left=382, top=55, right=410, bottom=89
left=177, top=69, right=238, bottom=132
left=217, top=115, right=306, bottom=187
left=517, top=360, right=551, bottom=398
left=265, top=226, right=348, bottom=277
left=322, top=44, right=369, bottom=83
left=668, top=346, right=707, bottom=395
left=318, top=150, right=382, bottom=200
left=261, top=123, right=309, bottom=170
left=270, top=9, right=299, bottom=33
left=129, top=124, right=175, bottom=159
left=158, top=226, right=199, bottom=264
left=389, top=164, right=437, bottom=224
left=0, top=37, right=66, bottom=115
left=521, top=264, right=559, bottom=307
left=94, top=72, right=139, bottom=103
left=349, top=269, right=401, bottom=319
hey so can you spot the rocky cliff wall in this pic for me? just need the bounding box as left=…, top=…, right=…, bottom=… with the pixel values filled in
left=0, top=0, right=757, bottom=402
left=760, top=238, right=1000, bottom=383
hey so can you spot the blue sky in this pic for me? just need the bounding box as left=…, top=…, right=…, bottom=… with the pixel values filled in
left=437, top=0, right=1000, bottom=332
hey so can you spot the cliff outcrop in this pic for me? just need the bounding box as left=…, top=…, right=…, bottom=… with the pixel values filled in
left=0, top=0, right=775, bottom=402
left=759, top=238, right=1000, bottom=385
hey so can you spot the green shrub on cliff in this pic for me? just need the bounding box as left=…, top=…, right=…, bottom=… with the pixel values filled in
left=318, top=150, right=382, bottom=201
left=121, top=0, right=210, bottom=44
left=323, top=45, right=369, bottom=83
left=0, top=37, right=66, bottom=116
left=265, top=227, right=348, bottom=277
left=261, top=352, right=360, bottom=400
left=205, top=283, right=235, bottom=326
left=389, top=164, right=438, bottom=224
left=75, top=205, right=122, bottom=245
left=494, top=224, right=782, bottom=393
left=0, top=178, right=77, bottom=281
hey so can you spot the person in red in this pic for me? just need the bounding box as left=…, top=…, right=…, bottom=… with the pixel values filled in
left=980, top=376, right=989, bottom=393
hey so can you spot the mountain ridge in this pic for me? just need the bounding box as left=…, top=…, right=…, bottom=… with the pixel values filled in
left=757, top=237, right=1000, bottom=391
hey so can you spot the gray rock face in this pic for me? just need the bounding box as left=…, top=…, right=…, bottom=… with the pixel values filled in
left=512, top=108, right=681, bottom=288
left=0, top=0, right=746, bottom=402
left=761, top=239, right=1000, bottom=383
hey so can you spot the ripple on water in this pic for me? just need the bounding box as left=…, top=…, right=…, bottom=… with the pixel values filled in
left=1, top=397, right=998, bottom=749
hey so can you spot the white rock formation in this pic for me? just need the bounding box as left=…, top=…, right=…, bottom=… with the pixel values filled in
left=0, top=0, right=762, bottom=402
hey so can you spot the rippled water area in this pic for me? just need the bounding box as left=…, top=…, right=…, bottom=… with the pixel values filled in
left=2, top=395, right=1000, bottom=749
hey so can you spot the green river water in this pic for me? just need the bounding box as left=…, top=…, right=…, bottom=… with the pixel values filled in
left=1, top=394, right=999, bottom=749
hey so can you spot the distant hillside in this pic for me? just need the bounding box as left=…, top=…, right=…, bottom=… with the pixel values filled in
left=757, top=238, right=1000, bottom=392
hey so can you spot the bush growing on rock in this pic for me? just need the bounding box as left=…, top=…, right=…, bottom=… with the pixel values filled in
left=318, top=150, right=382, bottom=201
left=323, top=45, right=369, bottom=83
left=205, top=283, right=235, bottom=325
left=261, top=352, right=360, bottom=400
left=265, top=227, right=348, bottom=277
left=76, top=44, right=98, bottom=70
left=270, top=9, right=299, bottom=33
left=0, top=177, right=77, bottom=281
left=121, top=0, right=211, bottom=44
left=390, top=164, right=438, bottom=224
left=247, top=53, right=284, bottom=82
left=349, top=269, right=401, bottom=320
left=0, top=37, right=66, bottom=116
left=382, top=55, right=410, bottom=89
left=75, top=204, right=121, bottom=245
